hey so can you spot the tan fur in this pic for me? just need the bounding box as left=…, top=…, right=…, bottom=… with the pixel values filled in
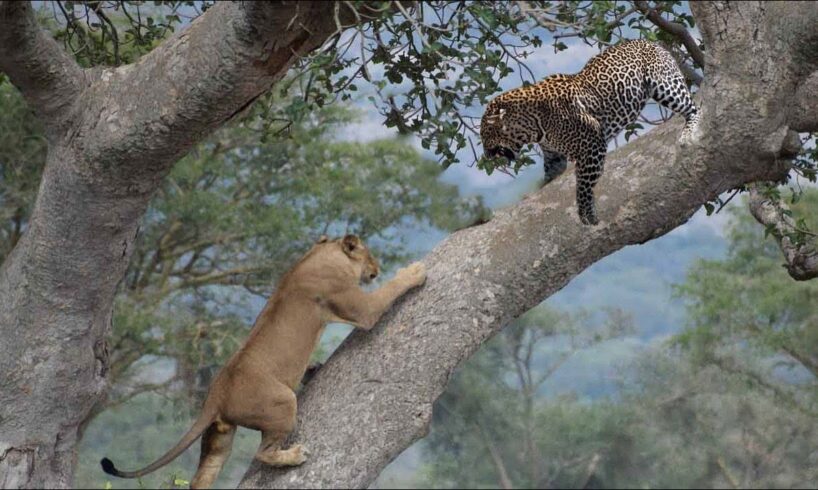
left=101, top=235, right=426, bottom=489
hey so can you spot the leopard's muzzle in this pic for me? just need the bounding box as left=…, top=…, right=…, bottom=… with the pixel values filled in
left=485, top=146, right=516, bottom=161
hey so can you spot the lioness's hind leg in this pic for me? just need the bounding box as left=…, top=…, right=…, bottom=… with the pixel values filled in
left=255, top=434, right=308, bottom=467
left=244, top=389, right=307, bottom=467
left=191, top=420, right=236, bottom=489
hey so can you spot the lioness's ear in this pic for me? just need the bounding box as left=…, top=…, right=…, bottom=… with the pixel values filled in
left=317, top=235, right=329, bottom=244
left=341, top=234, right=360, bottom=255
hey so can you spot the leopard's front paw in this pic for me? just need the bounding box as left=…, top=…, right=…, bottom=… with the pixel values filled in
left=579, top=206, right=599, bottom=226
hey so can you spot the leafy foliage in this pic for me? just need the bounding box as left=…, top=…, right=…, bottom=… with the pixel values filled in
left=675, top=192, right=818, bottom=405
left=35, top=1, right=707, bottom=176
left=39, top=1, right=210, bottom=67
left=419, top=294, right=818, bottom=488
left=293, top=0, right=706, bottom=175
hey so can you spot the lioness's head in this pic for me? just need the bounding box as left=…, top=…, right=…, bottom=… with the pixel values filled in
left=317, top=234, right=380, bottom=284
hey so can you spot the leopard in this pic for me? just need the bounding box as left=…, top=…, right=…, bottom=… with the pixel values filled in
left=480, top=39, right=700, bottom=225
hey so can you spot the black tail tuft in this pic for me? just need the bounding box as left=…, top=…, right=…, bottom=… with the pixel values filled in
left=100, top=457, right=119, bottom=476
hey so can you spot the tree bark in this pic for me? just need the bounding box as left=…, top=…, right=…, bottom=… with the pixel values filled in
left=239, top=2, right=818, bottom=488
left=0, top=2, right=363, bottom=487
left=748, top=185, right=818, bottom=281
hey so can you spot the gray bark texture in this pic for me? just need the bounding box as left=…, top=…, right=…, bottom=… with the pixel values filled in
left=0, top=1, right=815, bottom=489
left=748, top=185, right=818, bottom=281
left=239, top=2, right=818, bottom=488
left=0, top=1, right=363, bottom=487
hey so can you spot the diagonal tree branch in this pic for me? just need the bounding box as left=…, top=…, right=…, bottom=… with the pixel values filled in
left=239, top=119, right=789, bottom=489
left=748, top=185, right=818, bottom=281
left=0, top=1, right=84, bottom=135
left=72, top=1, right=372, bottom=193
left=634, top=0, right=705, bottom=68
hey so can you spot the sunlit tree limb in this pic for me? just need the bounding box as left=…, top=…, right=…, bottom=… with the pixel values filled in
left=0, top=1, right=83, bottom=135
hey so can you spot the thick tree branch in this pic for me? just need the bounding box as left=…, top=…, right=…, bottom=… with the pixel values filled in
left=0, top=1, right=84, bottom=135
left=74, top=1, right=371, bottom=194
left=790, top=70, right=818, bottom=132
left=635, top=0, right=705, bottom=68
left=239, top=2, right=818, bottom=488
left=748, top=185, right=818, bottom=281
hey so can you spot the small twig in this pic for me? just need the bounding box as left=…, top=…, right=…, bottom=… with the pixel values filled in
left=92, top=2, right=120, bottom=65
left=715, top=187, right=741, bottom=214
left=635, top=0, right=706, bottom=68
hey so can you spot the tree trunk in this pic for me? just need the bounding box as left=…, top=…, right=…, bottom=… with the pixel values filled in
left=239, top=2, right=818, bottom=488
left=0, top=2, right=362, bottom=487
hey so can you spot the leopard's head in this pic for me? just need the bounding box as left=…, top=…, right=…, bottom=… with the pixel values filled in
left=480, top=97, right=541, bottom=162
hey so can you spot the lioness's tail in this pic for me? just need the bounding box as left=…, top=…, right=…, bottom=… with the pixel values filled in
left=100, top=409, right=215, bottom=479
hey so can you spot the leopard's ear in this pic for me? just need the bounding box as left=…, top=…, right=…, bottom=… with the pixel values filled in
left=316, top=235, right=329, bottom=244
left=341, top=234, right=361, bottom=255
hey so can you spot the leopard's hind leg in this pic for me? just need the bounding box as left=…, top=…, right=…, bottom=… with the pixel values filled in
left=648, top=50, right=701, bottom=144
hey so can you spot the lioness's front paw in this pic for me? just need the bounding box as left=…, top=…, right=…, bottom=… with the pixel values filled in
left=398, top=262, right=427, bottom=287
left=289, top=444, right=308, bottom=465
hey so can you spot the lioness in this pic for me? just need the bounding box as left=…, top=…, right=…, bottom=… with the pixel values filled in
left=101, top=234, right=427, bottom=488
